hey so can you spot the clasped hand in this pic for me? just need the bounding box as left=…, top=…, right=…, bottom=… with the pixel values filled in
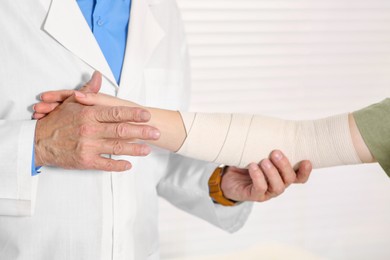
left=34, top=72, right=160, bottom=171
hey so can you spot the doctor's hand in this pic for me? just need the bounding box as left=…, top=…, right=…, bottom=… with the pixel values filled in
left=34, top=73, right=161, bottom=172
left=221, top=151, right=312, bottom=203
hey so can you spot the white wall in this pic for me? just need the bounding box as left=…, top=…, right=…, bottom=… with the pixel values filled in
left=159, top=1, right=390, bottom=259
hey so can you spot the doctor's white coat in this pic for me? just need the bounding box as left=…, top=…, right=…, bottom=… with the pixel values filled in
left=0, top=0, right=252, bottom=259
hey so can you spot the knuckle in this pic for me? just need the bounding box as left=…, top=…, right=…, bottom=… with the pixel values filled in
left=78, top=154, right=93, bottom=169
left=76, top=140, right=89, bottom=154
left=273, top=186, right=285, bottom=195
left=105, top=160, right=114, bottom=171
left=253, top=181, right=267, bottom=193
left=115, top=123, right=128, bottom=138
left=257, top=184, right=268, bottom=194
left=79, top=123, right=93, bottom=137
left=284, top=175, right=296, bottom=185
left=75, top=141, right=95, bottom=167
left=141, top=127, right=151, bottom=139
left=130, top=108, right=141, bottom=121
left=112, top=141, right=123, bottom=155
left=111, top=107, right=123, bottom=121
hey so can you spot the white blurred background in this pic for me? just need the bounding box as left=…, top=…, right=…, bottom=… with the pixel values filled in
left=159, top=0, right=390, bottom=259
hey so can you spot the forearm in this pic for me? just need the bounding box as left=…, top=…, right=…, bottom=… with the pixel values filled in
left=143, top=107, right=186, bottom=152
left=348, top=114, right=375, bottom=164
left=142, top=106, right=372, bottom=168
left=129, top=101, right=375, bottom=168
left=177, top=112, right=365, bottom=169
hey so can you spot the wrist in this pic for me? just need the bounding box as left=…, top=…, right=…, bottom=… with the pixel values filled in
left=34, top=143, right=44, bottom=167
left=34, top=121, right=46, bottom=167
left=219, top=166, right=236, bottom=201
left=34, top=148, right=44, bottom=167
left=208, top=165, right=237, bottom=206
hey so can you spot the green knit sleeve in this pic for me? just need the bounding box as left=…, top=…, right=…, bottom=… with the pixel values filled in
left=353, top=98, right=390, bottom=177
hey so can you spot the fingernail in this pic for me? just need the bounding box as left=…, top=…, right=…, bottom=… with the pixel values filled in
left=273, top=151, right=283, bottom=161
left=32, top=105, right=36, bottom=111
left=141, top=111, right=151, bottom=121
left=150, top=130, right=161, bottom=139
left=262, top=159, right=272, bottom=170
left=75, top=91, right=86, bottom=98
left=90, top=73, right=97, bottom=83
left=125, top=163, right=132, bottom=170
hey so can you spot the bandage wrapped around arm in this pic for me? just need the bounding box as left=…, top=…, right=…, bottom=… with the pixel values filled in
left=177, top=113, right=361, bottom=169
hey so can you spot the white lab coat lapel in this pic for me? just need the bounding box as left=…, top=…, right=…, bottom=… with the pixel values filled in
left=43, top=0, right=117, bottom=87
left=117, top=0, right=165, bottom=101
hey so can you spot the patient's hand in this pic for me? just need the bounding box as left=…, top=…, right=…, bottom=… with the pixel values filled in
left=222, top=151, right=312, bottom=203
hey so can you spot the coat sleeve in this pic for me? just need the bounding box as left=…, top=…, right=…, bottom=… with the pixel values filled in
left=157, top=153, right=253, bottom=233
left=0, top=119, right=39, bottom=216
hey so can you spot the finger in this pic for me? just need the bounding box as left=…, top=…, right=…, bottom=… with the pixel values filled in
left=74, top=92, right=109, bottom=106
left=100, top=140, right=152, bottom=156
left=247, top=163, right=268, bottom=202
left=33, top=102, right=60, bottom=114
left=32, top=112, right=46, bottom=120
left=97, top=122, right=160, bottom=141
left=40, top=90, right=76, bottom=103
left=64, top=71, right=101, bottom=104
left=93, top=106, right=152, bottom=123
left=74, top=92, right=129, bottom=107
left=79, top=71, right=102, bottom=94
left=92, top=157, right=132, bottom=172
left=39, top=71, right=102, bottom=103
left=295, top=160, right=312, bottom=184
left=270, top=150, right=297, bottom=187
left=261, top=159, right=285, bottom=198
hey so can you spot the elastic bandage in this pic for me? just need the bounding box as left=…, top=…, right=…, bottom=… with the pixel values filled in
left=177, top=112, right=361, bottom=169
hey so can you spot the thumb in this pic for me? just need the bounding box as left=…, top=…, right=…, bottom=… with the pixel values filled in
left=80, top=71, right=102, bottom=93
left=62, top=71, right=102, bottom=104
left=73, top=91, right=97, bottom=106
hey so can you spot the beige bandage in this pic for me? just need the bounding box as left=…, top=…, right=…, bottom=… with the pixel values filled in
left=177, top=112, right=361, bottom=169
